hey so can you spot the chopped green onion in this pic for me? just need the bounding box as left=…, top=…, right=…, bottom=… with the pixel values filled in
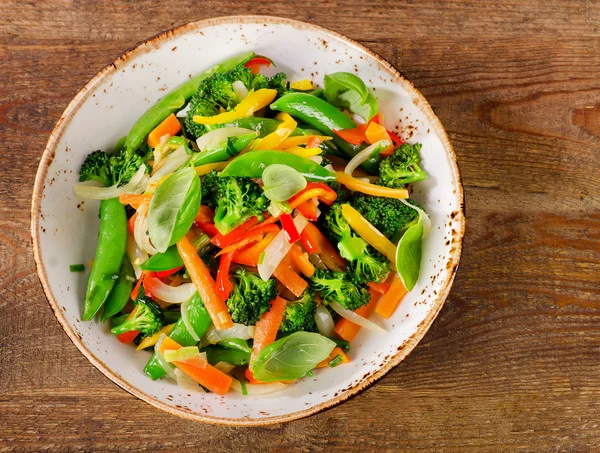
left=240, top=379, right=248, bottom=396
left=262, top=164, right=307, bottom=202
left=328, top=354, right=344, bottom=368
left=305, top=370, right=314, bottom=377
left=69, top=264, right=85, bottom=272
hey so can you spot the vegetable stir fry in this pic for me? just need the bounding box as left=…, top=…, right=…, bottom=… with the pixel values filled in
left=73, top=52, right=430, bottom=395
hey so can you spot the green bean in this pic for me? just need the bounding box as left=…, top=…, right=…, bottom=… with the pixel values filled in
left=124, top=51, right=255, bottom=153
left=82, top=198, right=127, bottom=321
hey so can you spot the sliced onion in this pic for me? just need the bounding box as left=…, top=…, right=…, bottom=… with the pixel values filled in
left=145, top=275, right=196, bottom=304
left=73, top=165, right=147, bottom=200
left=154, top=333, right=177, bottom=379
left=230, top=379, right=287, bottom=395
left=315, top=305, right=335, bottom=337
left=174, top=368, right=198, bottom=391
left=205, top=323, right=255, bottom=344
left=176, top=103, right=191, bottom=118
left=344, top=140, right=390, bottom=176
left=258, top=213, right=308, bottom=280
left=324, top=164, right=335, bottom=172
left=134, top=202, right=158, bottom=255
left=308, top=156, right=323, bottom=164
left=214, top=361, right=236, bottom=374
left=330, top=301, right=386, bottom=333
left=126, top=232, right=148, bottom=278
left=195, top=127, right=255, bottom=152
left=232, top=81, right=249, bottom=101
left=148, top=145, right=189, bottom=186
left=181, top=296, right=201, bottom=341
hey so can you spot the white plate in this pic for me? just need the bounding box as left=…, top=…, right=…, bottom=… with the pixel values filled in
left=31, top=15, right=465, bottom=425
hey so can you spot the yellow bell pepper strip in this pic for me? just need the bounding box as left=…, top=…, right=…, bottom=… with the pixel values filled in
left=283, top=146, right=322, bottom=158
left=277, top=135, right=332, bottom=149
left=335, top=171, right=409, bottom=199
left=193, top=88, right=278, bottom=125
left=341, top=204, right=397, bottom=264
left=136, top=323, right=175, bottom=351
left=290, top=79, right=314, bottom=90
left=365, top=122, right=394, bottom=155
left=195, top=161, right=229, bottom=176
left=252, top=112, right=297, bottom=150
left=375, top=273, right=408, bottom=319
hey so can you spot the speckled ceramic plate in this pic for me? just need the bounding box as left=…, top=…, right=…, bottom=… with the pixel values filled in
left=31, top=15, right=465, bottom=425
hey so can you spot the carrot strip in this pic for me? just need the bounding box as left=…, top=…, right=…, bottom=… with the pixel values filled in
left=148, top=113, right=181, bottom=148
left=195, top=205, right=215, bottom=224
left=289, top=244, right=315, bottom=278
left=216, top=252, right=234, bottom=300
left=215, top=224, right=280, bottom=257
left=368, top=280, right=391, bottom=295
left=119, top=193, right=152, bottom=209
left=176, top=236, right=233, bottom=330
left=375, top=274, right=408, bottom=319
left=127, top=213, right=138, bottom=235
left=334, top=289, right=380, bottom=342
left=273, top=257, right=308, bottom=297
left=250, top=296, right=287, bottom=366
left=316, top=347, right=350, bottom=368
left=232, top=231, right=277, bottom=267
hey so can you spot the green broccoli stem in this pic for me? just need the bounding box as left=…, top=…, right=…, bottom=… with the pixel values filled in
left=124, top=51, right=255, bottom=154
left=204, top=346, right=250, bottom=367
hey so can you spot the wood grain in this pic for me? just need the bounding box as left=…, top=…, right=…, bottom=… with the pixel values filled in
left=1, top=1, right=599, bottom=451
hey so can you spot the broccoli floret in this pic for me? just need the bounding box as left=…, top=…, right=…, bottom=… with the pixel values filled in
left=201, top=171, right=268, bottom=234
left=184, top=64, right=282, bottom=139
left=226, top=268, right=279, bottom=325
left=279, top=291, right=318, bottom=334
left=325, top=181, right=351, bottom=204
left=378, top=142, right=427, bottom=188
left=79, top=143, right=151, bottom=187
left=110, top=289, right=164, bottom=338
left=310, top=268, right=371, bottom=310
left=321, top=203, right=390, bottom=284
left=268, top=72, right=293, bottom=96
left=351, top=193, right=421, bottom=238
left=79, top=150, right=111, bottom=186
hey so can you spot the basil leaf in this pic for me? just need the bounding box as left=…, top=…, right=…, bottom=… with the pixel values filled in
left=262, top=164, right=307, bottom=202
left=252, top=332, right=336, bottom=382
left=395, top=214, right=424, bottom=291
left=324, top=72, right=379, bottom=122
left=148, top=165, right=201, bottom=253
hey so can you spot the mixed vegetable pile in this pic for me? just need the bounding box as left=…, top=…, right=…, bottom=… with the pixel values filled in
left=72, top=51, right=430, bottom=396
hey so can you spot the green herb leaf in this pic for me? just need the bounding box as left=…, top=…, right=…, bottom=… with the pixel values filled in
left=148, top=165, right=201, bottom=253
left=323, top=72, right=379, bottom=122
left=395, top=214, right=424, bottom=291
left=261, top=164, right=307, bottom=202
left=251, top=332, right=336, bottom=382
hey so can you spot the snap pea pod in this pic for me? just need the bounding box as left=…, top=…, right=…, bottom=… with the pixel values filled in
left=101, top=257, right=135, bottom=322
left=217, top=338, right=252, bottom=353
left=192, top=133, right=255, bottom=166
left=270, top=93, right=380, bottom=174
left=82, top=198, right=127, bottom=321
left=220, top=150, right=336, bottom=182
left=141, top=234, right=211, bottom=272
left=205, top=346, right=250, bottom=367
left=124, top=51, right=255, bottom=153
left=144, top=292, right=212, bottom=380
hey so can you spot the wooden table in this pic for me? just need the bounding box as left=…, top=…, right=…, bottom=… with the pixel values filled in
left=2, top=1, right=599, bottom=451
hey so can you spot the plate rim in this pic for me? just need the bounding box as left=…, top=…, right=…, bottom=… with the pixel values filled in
left=30, top=14, right=465, bottom=426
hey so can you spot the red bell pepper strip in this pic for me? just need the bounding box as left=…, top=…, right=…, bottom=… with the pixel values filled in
left=232, top=231, right=278, bottom=267
left=211, top=217, right=259, bottom=248
left=368, top=280, right=391, bottom=295
left=216, top=224, right=280, bottom=256
left=216, top=252, right=234, bottom=300
left=296, top=199, right=318, bottom=221
left=196, top=205, right=215, bottom=223
left=244, top=56, right=271, bottom=74
left=332, top=123, right=369, bottom=145
left=289, top=182, right=337, bottom=207
left=194, top=221, right=219, bottom=237
left=155, top=266, right=184, bottom=278
left=127, top=213, right=137, bottom=235
left=279, top=213, right=301, bottom=243
left=387, top=130, right=403, bottom=146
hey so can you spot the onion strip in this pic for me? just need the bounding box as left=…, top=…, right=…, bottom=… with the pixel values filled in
left=344, top=140, right=390, bottom=176
left=315, top=305, right=335, bottom=337
left=205, top=324, right=255, bottom=344
left=73, top=165, right=147, bottom=200
left=230, top=379, right=287, bottom=395
left=134, top=202, right=158, bottom=255
left=154, top=334, right=177, bottom=379
left=147, top=145, right=189, bottom=185
left=330, top=301, right=386, bottom=333
left=195, top=127, right=255, bottom=152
